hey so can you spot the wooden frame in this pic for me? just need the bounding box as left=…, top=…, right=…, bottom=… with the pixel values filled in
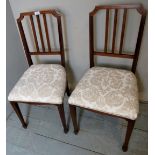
left=10, top=9, right=69, bottom=133
left=16, top=9, right=65, bottom=67
left=70, top=4, right=146, bottom=152
left=89, top=4, right=146, bottom=73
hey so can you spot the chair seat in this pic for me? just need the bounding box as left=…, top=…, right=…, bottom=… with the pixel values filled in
left=8, top=64, right=66, bottom=104
left=68, top=67, right=139, bottom=120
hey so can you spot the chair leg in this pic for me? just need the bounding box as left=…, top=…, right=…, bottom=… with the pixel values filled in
left=122, top=119, right=135, bottom=152
left=69, top=105, right=79, bottom=134
left=66, top=83, right=70, bottom=96
left=10, top=102, right=27, bottom=129
left=57, top=104, right=69, bottom=133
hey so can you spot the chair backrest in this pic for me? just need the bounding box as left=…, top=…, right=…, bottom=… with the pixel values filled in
left=89, top=4, right=146, bottom=73
left=17, top=9, right=65, bottom=67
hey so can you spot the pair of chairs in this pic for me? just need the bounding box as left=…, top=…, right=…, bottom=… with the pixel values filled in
left=8, top=4, right=146, bottom=152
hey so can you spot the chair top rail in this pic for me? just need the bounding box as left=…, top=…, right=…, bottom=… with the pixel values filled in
left=90, top=4, right=146, bottom=16
left=17, top=9, right=62, bottom=22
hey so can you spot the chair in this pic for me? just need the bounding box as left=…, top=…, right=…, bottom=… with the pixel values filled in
left=68, top=4, right=146, bottom=151
left=8, top=9, right=69, bottom=133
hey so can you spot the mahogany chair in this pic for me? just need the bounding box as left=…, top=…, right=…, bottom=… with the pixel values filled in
left=68, top=4, right=146, bottom=151
left=8, top=9, right=69, bottom=133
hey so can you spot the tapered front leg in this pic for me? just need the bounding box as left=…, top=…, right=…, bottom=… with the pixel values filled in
left=122, top=119, right=135, bottom=152
left=10, top=102, right=27, bottom=129
left=57, top=104, right=69, bottom=133
left=69, top=105, right=79, bottom=134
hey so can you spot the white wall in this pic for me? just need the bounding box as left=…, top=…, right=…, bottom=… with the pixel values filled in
left=8, top=0, right=148, bottom=101
left=6, top=0, right=28, bottom=118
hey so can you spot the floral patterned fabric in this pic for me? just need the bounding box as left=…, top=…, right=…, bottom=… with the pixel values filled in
left=68, top=67, right=139, bottom=120
left=8, top=64, right=66, bottom=104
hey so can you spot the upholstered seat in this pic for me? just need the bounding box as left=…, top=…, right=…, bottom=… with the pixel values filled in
left=8, top=64, right=66, bottom=104
left=68, top=67, right=139, bottom=120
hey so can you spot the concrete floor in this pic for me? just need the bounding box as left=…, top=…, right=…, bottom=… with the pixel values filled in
left=6, top=96, right=148, bottom=155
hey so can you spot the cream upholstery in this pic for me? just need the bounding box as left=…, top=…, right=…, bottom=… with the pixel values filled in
left=8, top=64, right=66, bottom=104
left=68, top=67, right=139, bottom=120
